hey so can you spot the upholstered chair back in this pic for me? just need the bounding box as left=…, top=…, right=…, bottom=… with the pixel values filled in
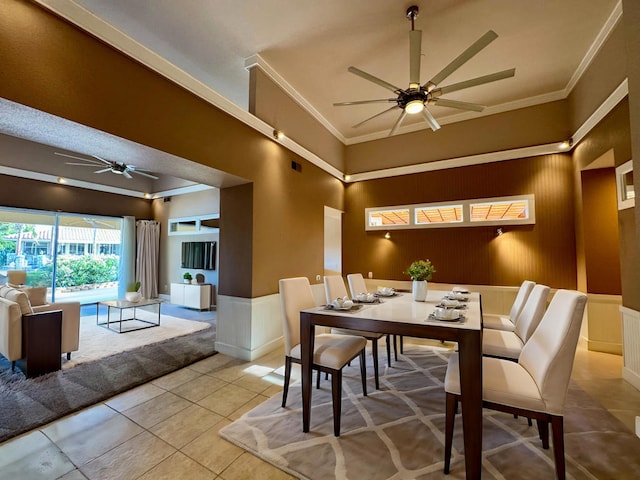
left=324, top=275, right=349, bottom=304
left=347, top=273, right=368, bottom=298
left=279, top=277, right=317, bottom=356
left=7, top=270, right=27, bottom=286
left=509, top=280, right=536, bottom=324
left=513, top=284, right=550, bottom=343
left=519, top=290, right=587, bottom=415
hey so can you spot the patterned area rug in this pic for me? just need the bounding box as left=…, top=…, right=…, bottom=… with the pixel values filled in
left=0, top=305, right=216, bottom=444
left=220, top=344, right=640, bottom=480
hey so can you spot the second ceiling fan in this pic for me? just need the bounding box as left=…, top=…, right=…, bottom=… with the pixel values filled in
left=334, top=5, right=515, bottom=136
left=55, top=152, right=158, bottom=180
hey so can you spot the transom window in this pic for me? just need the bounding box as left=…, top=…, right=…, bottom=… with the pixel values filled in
left=415, top=205, right=463, bottom=225
left=470, top=200, right=529, bottom=222
left=366, top=194, right=534, bottom=230
left=367, top=209, right=410, bottom=226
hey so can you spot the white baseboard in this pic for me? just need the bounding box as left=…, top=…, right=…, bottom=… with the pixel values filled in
left=215, top=336, right=283, bottom=362
left=623, top=366, right=640, bottom=392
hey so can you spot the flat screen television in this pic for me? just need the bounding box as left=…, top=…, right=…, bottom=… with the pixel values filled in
left=181, top=241, right=216, bottom=270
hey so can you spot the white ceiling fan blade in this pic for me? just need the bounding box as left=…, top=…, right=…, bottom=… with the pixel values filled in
left=409, top=30, right=422, bottom=86
left=94, top=168, right=111, bottom=174
left=429, top=98, right=485, bottom=112
left=426, top=30, right=498, bottom=89
left=334, top=99, right=397, bottom=106
left=389, top=111, right=408, bottom=136
left=91, top=155, right=114, bottom=166
left=422, top=109, right=441, bottom=132
left=132, top=170, right=159, bottom=180
left=65, top=162, right=101, bottom=167
left=433, top=68, right=515, bottom=95
left=352, top=105, right=399, bottom=128
left=55, top=152, right=102, bottom=165
left=348, top=66, right=404, bottom=93
left=122, top=170, right=133, bottom=179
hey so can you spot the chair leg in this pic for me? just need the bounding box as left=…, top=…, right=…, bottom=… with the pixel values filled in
left=550, top=415, right=566, bottom=480
left=537, top=419, right=549, bottom=449
left=527, top=417, right=533, bottom=427
left=399, top=335, right=404, bottom=354
left=371, top=338, right=380, bottom=390
left=359, top=350, right=368, bottom=397
left=66, top=352, right=71, bottom=360
left=11, top=360, right=15, bottom=371
left=282, top=357, right=292, bottom=408
left=386, top=335, right=392, bottom=367
left=316, top=370, right=322, bottom=389
left=444, top=392, right=458, bottom=474
left=331, top=369, right=342, bottom=437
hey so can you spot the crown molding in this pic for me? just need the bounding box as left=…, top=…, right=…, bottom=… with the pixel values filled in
left=0, top=165, right=149, bottom=198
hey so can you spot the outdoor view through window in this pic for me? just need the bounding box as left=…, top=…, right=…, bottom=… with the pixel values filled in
left=0, top=207, right=123, bottom=304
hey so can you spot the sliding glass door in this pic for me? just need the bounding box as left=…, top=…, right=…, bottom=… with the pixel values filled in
left=0, top=207, right=123, bottom=304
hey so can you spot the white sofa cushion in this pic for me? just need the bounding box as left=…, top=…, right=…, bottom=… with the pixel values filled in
left=0, top=285, right=33, bottom=315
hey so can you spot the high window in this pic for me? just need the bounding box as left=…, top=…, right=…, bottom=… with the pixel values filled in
left=366, top=194, right=534, bottom=231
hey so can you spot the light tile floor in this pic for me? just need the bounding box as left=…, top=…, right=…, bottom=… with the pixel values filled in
left=1, top=340, right=638, bottom=479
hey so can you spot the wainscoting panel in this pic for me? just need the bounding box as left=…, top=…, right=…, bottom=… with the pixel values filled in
left=621, top=306, right=640, bottom=391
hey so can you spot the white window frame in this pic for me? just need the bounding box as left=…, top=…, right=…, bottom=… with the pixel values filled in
left=615, top=160, right=635, bottom=210
left=365, top=194, right=535, bottom=231
left=168, top=214, right=220, bottom=236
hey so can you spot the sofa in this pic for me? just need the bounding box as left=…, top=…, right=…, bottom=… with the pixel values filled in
left=0, top=284, right=80, bottom=374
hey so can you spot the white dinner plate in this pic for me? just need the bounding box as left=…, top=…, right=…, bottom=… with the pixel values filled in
left=429, top=313, right=464, bottom=322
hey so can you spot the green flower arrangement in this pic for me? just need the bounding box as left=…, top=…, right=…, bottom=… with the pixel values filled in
left=404, top=259, right=436, bottom=281
left=126, top=281, right=141, bottom=292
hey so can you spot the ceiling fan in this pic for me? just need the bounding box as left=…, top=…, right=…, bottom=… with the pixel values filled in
left=334, top=5, right=516, bottom=136
left=54, top=152, right=159, bottom=180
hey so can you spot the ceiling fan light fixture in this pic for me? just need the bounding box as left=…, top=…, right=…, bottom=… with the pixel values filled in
left=405, top=99, right=424, bottom=114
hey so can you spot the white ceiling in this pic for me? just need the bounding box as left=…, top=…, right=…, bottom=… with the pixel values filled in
left=0, top=0, right=622, bottom=195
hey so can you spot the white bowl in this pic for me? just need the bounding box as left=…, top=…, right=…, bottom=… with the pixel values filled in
left=125, top=292, right=142, bottom=302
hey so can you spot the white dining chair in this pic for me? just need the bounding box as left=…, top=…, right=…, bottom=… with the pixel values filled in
left=483, top=280, right=535, bottom=331
left=347, top=273, right=399, bottom=368
left=444, top=289, right=587, bottom=479
left=482, top=284, right=550, bottom=360
left=279, top=277, right=368, bottom=436
left=324, top=275, right=384, bottom=389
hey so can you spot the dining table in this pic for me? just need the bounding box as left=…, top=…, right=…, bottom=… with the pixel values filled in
left=300, top=288, right=483, bottom=479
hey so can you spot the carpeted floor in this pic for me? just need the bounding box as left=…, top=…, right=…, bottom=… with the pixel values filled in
left=0, top=303, right=217, bottom=444
left=220, top=344, right=640, bottom=480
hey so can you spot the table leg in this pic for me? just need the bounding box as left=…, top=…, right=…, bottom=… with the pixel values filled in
left=300, top=312, right=315, bottom=432
left=458, top=330, right=483, bottom=479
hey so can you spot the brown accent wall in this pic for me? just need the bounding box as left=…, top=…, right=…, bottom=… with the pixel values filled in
left=249, top=67, right=345, bottom=171
left=573, top=99, right=637, bottom=307
left=220, top=184, right=253, bottom=298
left=344, top=101, right=570, bottom=174
left=0, top=174, right=152, bottom=219
left=343, top=154, right=576, bottom=289
left=580, top=169, right=621, bottom=294
left=567, top=20, right=628, bottom=133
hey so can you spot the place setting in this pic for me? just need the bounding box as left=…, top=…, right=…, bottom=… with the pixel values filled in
left=324, top=296, right=363, bottom=312
left=429, top=289, right=469, bottom=322
left=374, top=287, right=398, bottom=297
left=351, top=292, right=381, bottom=304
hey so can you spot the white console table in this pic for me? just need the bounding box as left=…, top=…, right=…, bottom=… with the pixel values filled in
left=170, top=283, right=213, bottom=310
